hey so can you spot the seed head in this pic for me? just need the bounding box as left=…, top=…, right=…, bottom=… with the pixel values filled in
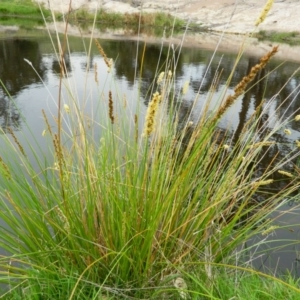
left=94, top=62, right=98, bottom=84
left=55, top=206, right=70, bottom=233
left=94, top=39, right=112, bottom=72
left=143, top=91, right=162, bottom=137
left=64, top=104, right=70, bottom=114
left=262, top=225, right=279, bottom=236
left=182, top=80, right=189, bottom=95
left=8, top=127, right=26, bottom=157
left=255, top=0, right=274, bottom=26
left=252, top=179, right=274, bottom=187
left=247, top=141, right=275, bottom=149
left=212, top=46, right=278, bottom=122
left=173, top=277, right=188, bottom=300
left=157, top=72, right=165, bottom=85
left=108, top=91, right=114, bottom=124
left=278, top=170, right=293, bottom=178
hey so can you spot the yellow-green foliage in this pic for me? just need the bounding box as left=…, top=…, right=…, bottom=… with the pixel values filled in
left=0, top=1, right=299, bottom=298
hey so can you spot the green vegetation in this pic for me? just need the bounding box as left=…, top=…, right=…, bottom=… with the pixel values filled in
left=0, top=16, right=44, bottom=28
left=188, top=268, right=300, bottom=299
left=0, top=0, right=51, bottom=29
left=0, top=33, right=300, bottom=298
left=73, top=9, right=186, bottom=35
left=5, top=265, right=300, bottom=299
left=0, top=2, right=300, bottom=300
left=0, top=0, right=186, bottom=34
left=256, top=30, right=300, bottom=45
left=0, top=0, right=51, bottom=19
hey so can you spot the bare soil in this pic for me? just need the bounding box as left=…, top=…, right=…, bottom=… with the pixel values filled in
left=34, top=0, right=300, bottom=62
left=35, top=0, right=300, bottom=34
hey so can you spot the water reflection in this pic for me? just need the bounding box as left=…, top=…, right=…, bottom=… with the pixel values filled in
left=0, top=96, right=21, bottom=132
left=0, top=38, right=46, bottom=96
left=0, top=38, right=47, bottom=131
left=52, top=53, right=72, bottom=77
left=1, top=35, right=300, bottom=177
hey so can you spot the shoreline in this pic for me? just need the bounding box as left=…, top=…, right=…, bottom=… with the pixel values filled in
left=31, top=0, right=300, bottom=62
left=1, top=1, right=300, bottom=62
left=37, top=22, right=300, bottom=63
left=34, top=0, right=300, bottom=34
left=2, top=21, right=300, bottom=63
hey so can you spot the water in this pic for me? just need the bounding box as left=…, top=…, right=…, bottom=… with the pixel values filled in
left=1, top=29, right=300, bottom=275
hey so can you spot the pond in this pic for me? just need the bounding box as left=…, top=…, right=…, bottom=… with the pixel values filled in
left=1, top=28, right=300, bottom=276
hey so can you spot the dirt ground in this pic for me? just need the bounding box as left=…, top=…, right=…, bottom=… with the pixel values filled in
left=33, top=0, right=300, bottom=62
left=35, top=0, right=300, bottom=34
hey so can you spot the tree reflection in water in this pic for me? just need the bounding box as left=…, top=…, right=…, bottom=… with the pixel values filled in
left=0, top=38, right=46, bottom=132
left=0, top=95, right=20, bottom=132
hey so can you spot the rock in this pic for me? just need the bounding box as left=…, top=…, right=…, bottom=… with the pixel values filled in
left=102, top=1, right=139, bottom=14
left=33, top=0, right=300, bottom=34
left=142, top=1, right=184, bottom=11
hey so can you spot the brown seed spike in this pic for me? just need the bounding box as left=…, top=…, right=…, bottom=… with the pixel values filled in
left=94, top=39, right=112, bottom=72
left=108, top=91, right=114, bottom=125
left=7, top=127, right=26, bottom=157
left=212, top=46, right=278, bottom=123
left=0, top=156, right=11, bottom=180
left=42, top=109, right=53, bottom=139
left=94, top=62, right=98, bottom=84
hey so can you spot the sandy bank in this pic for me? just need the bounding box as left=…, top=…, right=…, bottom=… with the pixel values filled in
left=34, top=0, right=300, bottom=34
left=32, top=20, right=300, bottom=64
left=29, top=1, right=300, bottom=63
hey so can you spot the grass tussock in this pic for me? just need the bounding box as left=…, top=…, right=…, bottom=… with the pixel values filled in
left=72, top=9, right=185, bottom=31
left=0, top=1, right=300, bottom=299
left=0, top=0, right=50, bottom=19
left=0, top=1, right=185, bottom=34
left=256, top=30, right=300, bottom=45
left=185, top=267, right=300, bottom=300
